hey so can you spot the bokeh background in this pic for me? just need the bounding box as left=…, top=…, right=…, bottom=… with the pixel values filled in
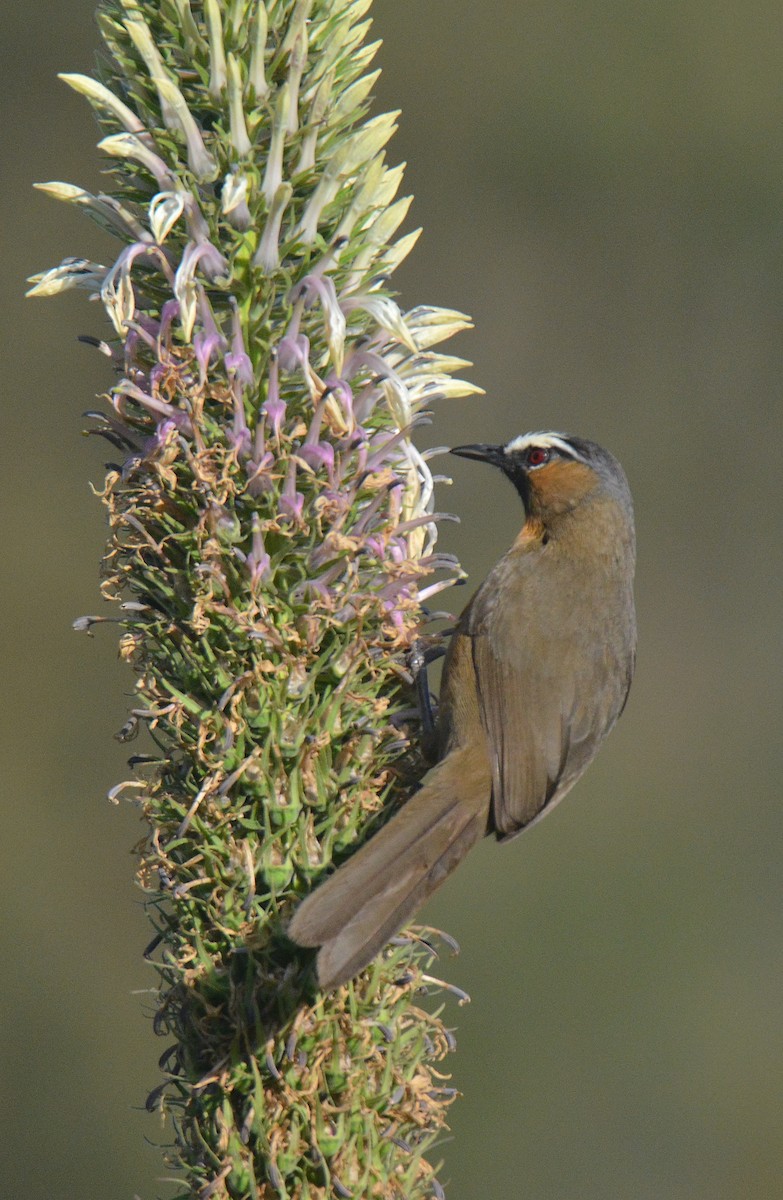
left=2, top=1, right=781, bottom=1197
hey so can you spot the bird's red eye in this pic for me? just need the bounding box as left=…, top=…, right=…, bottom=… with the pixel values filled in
left=527, top=446, right=550, bottom=467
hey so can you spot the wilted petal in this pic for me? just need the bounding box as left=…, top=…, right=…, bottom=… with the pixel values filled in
left=149, top=191, right=185, bottom=244
left=98, top=133, right=175, bottom=190
left=105, top=271, right=136, bottom=334
left=326, top=377, right=355, bottom=428
left=342, top=294, right=418, bottom=352
left=101, top=241, right=161, bottom=334
left=113, top=379, right=191, bottom=431
left=34, top=182, right=150, bottom=242
left=174, top=257, right=200, bottom=341
left=408, top=375, right=485, bottom=405
left=404, top=305, right=474, bottom=348
left=348, top=349, right=410, bottom=426
left=221, top=171, right=251, bottom=232
left=299, top=275, right=346, bottom=375
left=175, top=245, right=229, bottom=339
left=26, top=257, right=107, bottom=298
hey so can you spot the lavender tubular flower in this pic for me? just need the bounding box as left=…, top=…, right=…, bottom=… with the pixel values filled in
left=31, top=3, right=480, bottom=1198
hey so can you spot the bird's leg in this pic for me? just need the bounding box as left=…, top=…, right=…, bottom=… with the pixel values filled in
left=409, top=635, right=448, bottom=762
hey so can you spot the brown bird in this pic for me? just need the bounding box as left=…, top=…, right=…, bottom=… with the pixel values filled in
left=289, top=432, right=637, bottom=989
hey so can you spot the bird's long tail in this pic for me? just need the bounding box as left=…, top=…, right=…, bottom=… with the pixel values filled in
left=288, top=746, right=490, bottom=989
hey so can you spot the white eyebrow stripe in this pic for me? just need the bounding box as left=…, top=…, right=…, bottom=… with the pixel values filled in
left=504, top=432, right=585, bottom=461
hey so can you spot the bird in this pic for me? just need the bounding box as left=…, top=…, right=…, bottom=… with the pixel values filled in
left=288, top=431, right=637, bottom=989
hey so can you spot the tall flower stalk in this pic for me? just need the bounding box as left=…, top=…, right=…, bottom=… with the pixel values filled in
left=29, top=2, right=481, bottom=1196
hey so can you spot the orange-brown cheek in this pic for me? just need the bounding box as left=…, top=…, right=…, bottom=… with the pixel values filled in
left=528, top=460, right=597, bottom=513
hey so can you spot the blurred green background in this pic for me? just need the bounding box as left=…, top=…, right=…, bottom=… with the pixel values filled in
left=2, top=1, right=781, bottom=1197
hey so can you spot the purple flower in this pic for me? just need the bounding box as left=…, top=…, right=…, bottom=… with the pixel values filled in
left=278, top=458, right=304, bottom=524
left=229, top=377, right=252, bottom=458
left=261, top=353, right=286, bottom=442
left=225, top=298, right=254, bottom=388
left=194, top=331, right=223, bottom=385
left=246, top=516, right=271, bottom=588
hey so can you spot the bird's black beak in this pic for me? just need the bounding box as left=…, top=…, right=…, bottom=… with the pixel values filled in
left=451, top=442, right=531, bottom=510
left=450, top=443, right=506, bottom=467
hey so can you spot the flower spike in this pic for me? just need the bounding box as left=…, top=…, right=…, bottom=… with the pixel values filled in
left=32, top=5, right=481, bottom=1198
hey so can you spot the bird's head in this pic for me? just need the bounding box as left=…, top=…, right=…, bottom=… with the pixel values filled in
left=450, top=432, right=632, bottom=524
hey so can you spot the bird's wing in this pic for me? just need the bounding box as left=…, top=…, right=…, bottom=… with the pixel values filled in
left=469, top=629, right=566, bottom=836
left=466, top=556, right=629, bottom=840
